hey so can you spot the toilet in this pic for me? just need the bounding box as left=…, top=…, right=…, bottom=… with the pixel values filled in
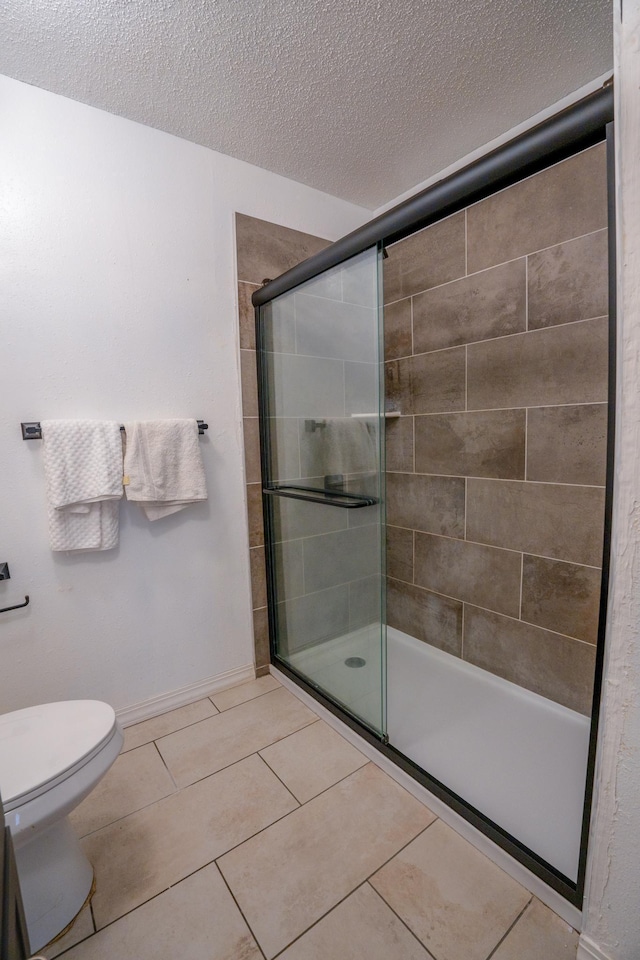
left=0, top=700, right=123, bottom=952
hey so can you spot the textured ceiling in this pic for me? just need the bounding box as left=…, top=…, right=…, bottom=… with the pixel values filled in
left=0, top=0, right=612, bottom=208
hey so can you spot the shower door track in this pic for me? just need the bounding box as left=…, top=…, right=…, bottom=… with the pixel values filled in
left=255, top=84, right=616, bottom=910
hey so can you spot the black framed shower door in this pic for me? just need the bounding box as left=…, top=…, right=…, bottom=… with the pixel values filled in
left=256, top=247, right=388, bottom=739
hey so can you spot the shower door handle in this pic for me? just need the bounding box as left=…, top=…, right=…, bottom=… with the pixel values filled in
left=263, top=485, right=377, bottom=509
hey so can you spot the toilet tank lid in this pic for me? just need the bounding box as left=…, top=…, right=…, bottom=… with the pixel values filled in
left=0, top=700, right=117, bottom=805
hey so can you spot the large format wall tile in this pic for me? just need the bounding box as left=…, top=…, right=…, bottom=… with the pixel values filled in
left=236, top=214, right=329, bottom=283
left=384, top=298, right=412, bottom=359
left=384, top=212, right=466, bottom=303
left=277, top=584, right=350, bottom=653
left=387, top=525, right=414, bottom=583
left=303, top=525, right=380, bottom=592
left=466, top=479, right=605, bottom=566
left=270, top=353, right=346, bottom=418
left=274, top=539, right=305, bottom=599
left=349, top=575, right=381, bottom=628
left=413, top=258, right=526, bottom=353
left=386, top=415, right=414, bottom=472
left=272, top=494, right=347, bottom=540
left=466, top=143, right=607, bottom=273
left=246, top=483, right=264, bottom=548
left=521, top=555, right=602, bottom=644
left=296, top=294, right=377, bottom=363
left=241, top=349, right=259, bottom=417
left=463, top=605, right=596, bottom=713
left=466, top=317, right=608, bottom=410
left=387, top=578, right=462, bottom=655
left=385, top=347, right=466, bottom=415
left=528, top=229, right=609, bottom=329
left=238, top=281, right=260, bottom=349
left=415, top=409, right=526, bottom=479
left=526, top=404, right=608, bottom=486
left=414, top=534, right=521, bottom=617
left=387, top=473, right=465, bottom=537
left=243, top=416, right=261, bottom=484
left=249, top=546, right=268, bottom=610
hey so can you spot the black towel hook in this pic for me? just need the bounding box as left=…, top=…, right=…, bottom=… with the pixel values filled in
left=0, top=595, right=30, bottom=614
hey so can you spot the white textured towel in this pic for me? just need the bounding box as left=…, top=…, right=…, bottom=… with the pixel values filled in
left=41, top=420, right=123, bottom=551
left=123, top=419, right=207, bottom=520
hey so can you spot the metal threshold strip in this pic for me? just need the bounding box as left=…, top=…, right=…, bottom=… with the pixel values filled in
left=263, top=484, right=377, bottom=508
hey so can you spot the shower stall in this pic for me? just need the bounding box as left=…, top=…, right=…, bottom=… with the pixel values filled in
left=253, top=87, right=614, bottom=906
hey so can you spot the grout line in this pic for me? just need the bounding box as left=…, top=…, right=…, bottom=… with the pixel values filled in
left=267, top=881, right=371, bottom=959
left=153, top=739, right=179, bottom=790
left=461, top=603, right=465, bottom=659
left=210, top=684, right=287, bottom=714
left=464, top=208, right=468, bottom=276
left=486, top=896, right=534, bottom=960
left=406, top=400, right=608, bottom=415
left=410, top=294, right=415, bottom=355
left=385, top=225, right=607, bottom=303
left=412, top=529, right=415, bottom=584
left=525, top=255, right=529, bottom=331
left=524, top=406, right=529, bottom=480
left=254, top=750, right=302, bottom=807
left=463, top=476, right=467, bottom=540
left=519, top=553, right=524, bottom=621
left=367, top=880, right=440, bottom=960
left=464, top=343, right=468, bottom=411
left=389, top=467, right=606, bottom=490
left=269, top=819, right=440, bottom=960
left=411, top=415, right=415, bottom=473
left=214, top=863, right=269, bottom=960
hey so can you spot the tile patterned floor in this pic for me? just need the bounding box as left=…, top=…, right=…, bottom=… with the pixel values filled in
left=40, top=675, right=579, bottom=960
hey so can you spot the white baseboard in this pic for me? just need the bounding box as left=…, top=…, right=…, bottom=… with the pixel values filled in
left=271, top=665, right=583, bottom=932
left=577, top=935, right=615, bottom=960
left=116, top=663, right=255, bottom=727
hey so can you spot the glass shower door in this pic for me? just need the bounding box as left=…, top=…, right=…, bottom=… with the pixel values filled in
left=258, top=247, right=386, bottom=737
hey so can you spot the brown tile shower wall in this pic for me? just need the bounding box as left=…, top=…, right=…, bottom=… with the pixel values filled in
left=384, top=144, right=608, bottom=715
left=236, top=214, right=330, bottom=676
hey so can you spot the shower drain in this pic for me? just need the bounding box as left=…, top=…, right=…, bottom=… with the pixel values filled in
left=344, top=656, right=366, bottom=668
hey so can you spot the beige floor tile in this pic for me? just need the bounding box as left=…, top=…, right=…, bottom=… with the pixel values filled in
left=491, top=898, right=578, bottom=960
left=156, top=687, right=317, bottom=787
left=83, top=753, right=297, bottom=929
left=260, top=719, right=368, bottom=802
left=60, top=863, right=261, bottom=960
left=122, top=698, right=218, bottom=752
left=279, top=882, right=433, bottom=960
left=42, top=901, right=94, bottom=959
left=71, top=743, right=176, bottom=837
left=211, top=674, right=281, bottom=711
left=371, top=819, right=530, bottom=960
left=218, top=762, right=435, bottom=959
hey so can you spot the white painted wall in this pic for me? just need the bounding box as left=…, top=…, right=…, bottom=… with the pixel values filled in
left=578, top=4, right=640, bottom=959
left=0, top=74, right=369, bottom=716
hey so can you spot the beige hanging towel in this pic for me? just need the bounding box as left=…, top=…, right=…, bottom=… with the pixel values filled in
left=123, top=419, right=207, bottom=520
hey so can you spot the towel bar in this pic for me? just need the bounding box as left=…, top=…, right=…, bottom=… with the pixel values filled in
left=0, top=596, right=29, bottom=614
left=21, top=421, right=209, bottom=440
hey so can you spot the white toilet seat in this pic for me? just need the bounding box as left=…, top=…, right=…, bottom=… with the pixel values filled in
left=0, top=700, right=118, bottom=810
